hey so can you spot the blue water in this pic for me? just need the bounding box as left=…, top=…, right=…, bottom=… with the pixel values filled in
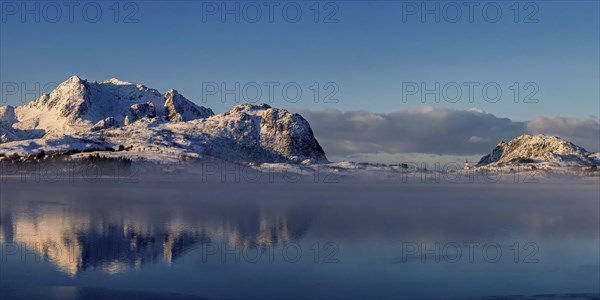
left=1, top=177, right=599, bottom=299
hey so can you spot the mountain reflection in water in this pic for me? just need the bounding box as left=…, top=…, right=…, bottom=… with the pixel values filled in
left=0, top=180, right=311, bottom=276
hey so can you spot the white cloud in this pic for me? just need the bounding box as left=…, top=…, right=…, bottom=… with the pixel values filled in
left=296, top=107, right=600, bottom=163
left=467, top=136, right=491, bottom=143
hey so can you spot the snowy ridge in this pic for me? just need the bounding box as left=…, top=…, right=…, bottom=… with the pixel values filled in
left=0, top=75, right=214, bottom=142
left=477, top=134, right=599, bottom=167
left=0, top=76, right=327, bottom=163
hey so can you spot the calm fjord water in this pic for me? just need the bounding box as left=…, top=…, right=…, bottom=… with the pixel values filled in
left=1, top=177, right=599, bottom=299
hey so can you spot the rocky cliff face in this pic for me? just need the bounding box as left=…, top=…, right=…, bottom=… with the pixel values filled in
left=163, top=89, right=214, bottom=122
left=124, top=102, right=157, bottom=125
left=477, top=141, right=508, bottom=166
left=188, top=103, right=327, bottom=163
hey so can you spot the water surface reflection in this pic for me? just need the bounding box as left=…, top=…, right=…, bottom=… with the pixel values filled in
left=1, top=179, right=599, bottom=299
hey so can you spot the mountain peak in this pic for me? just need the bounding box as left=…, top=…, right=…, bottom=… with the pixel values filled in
left=231, top=103, right=272, bottom=113
left=56, top=75, right=86, bottom=90
left=66, top=75, right=83, bottom=82
left=164, top=89, right=183, bottom=99
left=478, top=134, right=594, bottom=167
left=101, top=78, right=133, bottom=85
left=516, top=133, right=555, bottom=140
left=163, top=89, right=213, bottom=121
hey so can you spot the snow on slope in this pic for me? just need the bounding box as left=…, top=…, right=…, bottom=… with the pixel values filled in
left=0, top=76, right=327, bottom=164
left=1, top=75, right=214, bottom=141
left=477, top=134, right=598, bottom=167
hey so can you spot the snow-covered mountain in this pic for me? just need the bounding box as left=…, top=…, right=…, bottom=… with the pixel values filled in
left=477, top=134, right=599, bottom=167
left=0, top=76, right=327, bottom=163
left=0, top=75, right=214, bottom=141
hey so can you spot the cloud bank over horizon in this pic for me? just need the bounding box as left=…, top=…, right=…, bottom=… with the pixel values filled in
left=298, top=107, right=600, bottom=163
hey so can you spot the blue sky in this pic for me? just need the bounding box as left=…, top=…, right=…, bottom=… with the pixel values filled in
left=1, top=1, right=599, bottom=161
left=2, top=1, right=598, bottom=119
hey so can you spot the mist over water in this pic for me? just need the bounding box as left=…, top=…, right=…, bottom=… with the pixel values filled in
left=1, top=173, right=598, bottom=299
